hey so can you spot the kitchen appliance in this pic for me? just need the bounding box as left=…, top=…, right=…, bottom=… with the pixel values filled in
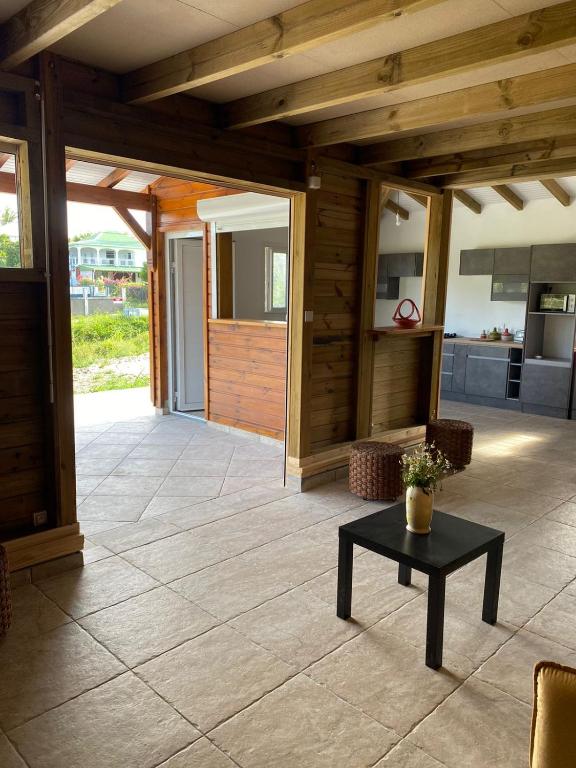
left=514, top=329, right=525, bottom=343
left=539, top=293, right=576, bottom=313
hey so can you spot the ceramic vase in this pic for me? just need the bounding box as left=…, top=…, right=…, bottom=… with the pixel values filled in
left=405, top=486, right=433, bottom=534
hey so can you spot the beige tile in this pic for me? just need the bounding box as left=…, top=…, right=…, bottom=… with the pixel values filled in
left=112, top=458, right=176, bottom=476
left=219, top=476, right=262, bottom=494
left=230, top=587, right=364, bottom=670
left=0, top=623, right=124, bottom=730
left=77, top=496, right=151, bottom=522
left=75, top=457, right=122, bottom=476
left=513, top=518, right=576, bottom=558
left=475, top=629, right=576, bottom=704
left=546, top=500, right=576, bottom=527
left=77, top=444, right=132, bottom=459
left=503, top=541, right=576, bottom=591
left=79, top=586, right=217, bottom=666
left=435, top=498, right=534, bottom=537
left=9, top=673, right=199, bottom=768
left=248, top=525, right=338, bottom=585
left=180, top=443, right=235, bottom=461
left=410, top=678, right=532, bottom=768
left=82, top=544, right=114, bottom=565
left=504, top=473, right=576, bottom=501
left=140, top=495, right=213, bottom=518
left=157, top=739, right=237, bottom=767
left=309, top=628, right=465, bottom=736
left=136, top=625, right=293, bottom=731
left=480, top=486, right=561, bottom=515
left=128, top=443, right=185, bottom=459
left=79, top=519, right=130, bottom=537
left=171, top=552, right=293, bottom=620
left=6, top=584, right=70, bottom=640
left=91, top=517, right=181, bottom=553
left=233, top=442, right=284, bottom=459
left=0, top=733, right=26, bottom=768
left=76, top=475, right=106, bottom=495
left=211, top=675, right=397, bottom=768
left=169, top=460, right=231, bottom=477
left=375, top=741, right=445, bottom=768
left=526, top=592, right=576, bottom=650
left=37, top=556, right=158, bottom=618
left=122, top=530, right=229, bottom=582
left=227, top=458, right=283, bottom=478
left=157, top=476, right=225, bottom=497
left=92, top=475, right=164, bottom=496
left=30, top=553, right=83, bottom=582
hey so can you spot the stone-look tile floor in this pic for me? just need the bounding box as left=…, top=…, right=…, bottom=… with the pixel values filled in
left=3, top=404, right=576, bottom=767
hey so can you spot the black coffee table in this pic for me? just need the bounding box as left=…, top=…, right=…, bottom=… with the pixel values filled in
left=337, top=504, right=504, bottom=669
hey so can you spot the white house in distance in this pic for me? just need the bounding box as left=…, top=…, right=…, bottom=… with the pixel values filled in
left=68, top=231, right=147, bottom=284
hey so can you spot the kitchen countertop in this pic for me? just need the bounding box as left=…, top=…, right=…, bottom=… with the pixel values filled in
left=444, top=336, right=524, bottom=349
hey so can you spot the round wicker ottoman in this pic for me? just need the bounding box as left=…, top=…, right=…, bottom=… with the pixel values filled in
left=349, top=441, right=404, bottom=501
left=0, top=545, right=11, bottom=638
left=426, top=419, right=474, bottom=470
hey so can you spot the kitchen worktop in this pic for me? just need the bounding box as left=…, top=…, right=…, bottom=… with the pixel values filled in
left=446, top=336, right=524, bottom=349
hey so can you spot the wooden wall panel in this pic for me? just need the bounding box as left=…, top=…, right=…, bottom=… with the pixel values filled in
left=207, top=320, right=287, bottom=440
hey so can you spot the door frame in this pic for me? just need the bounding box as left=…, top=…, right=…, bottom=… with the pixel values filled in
left=165, top=230, right=205, bottom=418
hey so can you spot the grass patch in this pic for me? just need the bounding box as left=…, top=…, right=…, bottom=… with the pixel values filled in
left=89, top=372, right=150, bottom=392
left=72, top=313, right=149, bottom=368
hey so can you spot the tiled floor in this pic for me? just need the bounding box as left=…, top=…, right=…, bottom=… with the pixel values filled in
left=3, top=403, right=576, bottom=767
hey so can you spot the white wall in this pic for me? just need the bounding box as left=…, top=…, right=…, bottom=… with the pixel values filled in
left=376, top=198, right=576, bottom=336
left=232, top=227, right=289, bottom=321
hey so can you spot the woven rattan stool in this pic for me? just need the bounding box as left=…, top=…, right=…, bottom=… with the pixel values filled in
left=426, top=419, right=474, bottom=470
left=349, top=441, right=403, bottom=501
left=0, top=544, right=11, bottom=638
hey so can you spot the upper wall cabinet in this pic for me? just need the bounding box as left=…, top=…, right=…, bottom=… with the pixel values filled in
left=494, top=247, right=531, bottom=275
left=459, top=249, right=494, bottom=275
left=531, top=244, right=576, bottom=282
left=385, top=252, right=424, bottom=278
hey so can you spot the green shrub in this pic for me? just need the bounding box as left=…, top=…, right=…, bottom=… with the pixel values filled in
left=71, top=313, right=149, bottom=368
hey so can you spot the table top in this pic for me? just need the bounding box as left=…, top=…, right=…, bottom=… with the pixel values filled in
left=340, top=504, right=504, bottom=575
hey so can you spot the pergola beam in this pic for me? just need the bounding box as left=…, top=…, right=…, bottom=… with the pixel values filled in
left=97, top=167, right=130, bottom=188
left=540, top=178, right=572, bottom=206
left=454, top=190, right=482, bottom=215
left=113, top=206, right=151, bottom=249
left=493, top=185, right=524, bottom=210
left=406, top=192, right=427, bottom=207
left=298, top=62, right=576, bottom=147
left=123, top=0, right=446, bottom=104
left=0, top=153, right=11, bottom=169
left=0, top=0, right=122, bottom=70
left=442, top=157, right=576, bottom=189
left=223, top=1, right=576, bottom=128
left=384, top=199, right=410, bottom=220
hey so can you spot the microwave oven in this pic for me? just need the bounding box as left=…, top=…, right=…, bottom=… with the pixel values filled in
left=539, top=293, right=576, bottom=313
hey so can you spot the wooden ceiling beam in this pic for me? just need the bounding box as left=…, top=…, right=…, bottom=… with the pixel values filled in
left=406, top=192, right=427, bottom=207
left=442, top=157, right=576, bottom=189
left=384, top=199, right=410, bottom=220
left=113, top=207, right=151, bottom=249
left=454, top=190, right=482, bottom=215
left=0, top=153, right=11, bottom=169
left=360, top=104, right=576, bottom=165
left=298, top=62, right=576, bottom=148
left=493, top=185, right=524, bottom=210
left=223, top=1, right=576, bottom=129
left=540, top=178, right=572, bottom=206
left=0, top=0, right=122, bottom=70
left=97, top=167, right=130, bottom=188
left=123, top=0, right=445, bottom=104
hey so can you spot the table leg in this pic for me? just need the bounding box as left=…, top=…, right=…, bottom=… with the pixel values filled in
left=426, top=574, right=446, bottom=670
left=398, top=563, right=412, bottom=586
left=482, top=539, right=504, bottom=625
left=337, top=534, right=353, bottom=620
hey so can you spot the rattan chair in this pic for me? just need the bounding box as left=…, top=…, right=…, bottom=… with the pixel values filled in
left=426, top=418, right=474, bottom=470
left=349, top=441, right=404, bottom=501
left=0, top=545, right=11, bottom=638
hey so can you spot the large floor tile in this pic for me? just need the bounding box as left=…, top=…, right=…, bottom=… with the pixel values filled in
left=475, top=629, right=576, bottom=703
left=112, top=458, right=176, bottom=476
left=157, top=476, right=225, bottom=497
left=169, top=460, right=231, bottom=477
left=375, top=741, right=445, bottom=768
left=180, top=443, right=235, bottom=461
left=211, top=675, right=397, bottom=768
left=79, top=585, right=216, bottom=666
left=6, top=584, right=70, bottom=640
left=157, top=738, right=237, bottom=767
left=434, top=497, right=534, bottom=537
left=77, top=495, right=151, bottom=522
left=502, top=541, right=576, bottom=591
left=140, top=495, right=213, bottom=518
left=546, top=500, right=576, bottom=527
left=91, top=475, right=164, bottom=496
left=0, top=733, right=26, bottom=768
left=410, top=678, right=532, bottom=768
left=37, top=556, right=158, bottom=618
left=0, top=623, right=124, bottom=730
left=526, top=592, right=576, bottom=649
left=128, top=443, right=185, bottom=460
left=227, top=458, right=283, bottom=478
left=90, top=517, right=181, bottom=553
left=9, top=673, right=199, bottom=768
left=76, top=475, right=106, bottom=495
left=75, top=457, right=122, bottom=476
left=136, top=625, right=293, bottom=731
left=309, top=627, right=465, bottom=736
left=513, top=518, right=576, bottom=558
left=77, top=444, right=132, bottom=459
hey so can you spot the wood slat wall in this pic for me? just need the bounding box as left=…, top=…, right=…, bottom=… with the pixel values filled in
left=309, top=172, right=365, bottom=451
left=0, top=282, right=50, bottom=539
left=208, top=320, right=287, bottom=440
left=154, top=177, right=240, bottom=232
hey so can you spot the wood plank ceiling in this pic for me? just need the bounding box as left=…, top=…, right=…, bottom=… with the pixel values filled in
left=1, top=0, right=576, bottom=198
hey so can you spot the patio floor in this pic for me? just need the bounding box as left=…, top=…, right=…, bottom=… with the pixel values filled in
left=2, top=402, right=576, bottom=767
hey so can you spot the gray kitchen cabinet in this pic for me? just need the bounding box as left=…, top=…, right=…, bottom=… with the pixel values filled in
left=521, top=362, right=572, bottom=409
left=386, top=252, right=425, bottom=278
left=441, top=372, right=452, bottom=392
left=466, top=345, right=509, bottom=359
left=376, top=254, right=400, bottom=300
left=494, top=247, right=531, bottom=275
left=491, top=274, right=529, bottom=302
left=459, top=249, right=494, bottom=276
left=452, top=345, right=467, bottom=393
left=530, top=244, right=576, bottom=282
left=464, top=354, right=509, bottom=398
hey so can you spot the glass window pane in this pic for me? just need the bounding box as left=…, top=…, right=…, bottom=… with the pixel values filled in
left=0, top=152, right=21, bottom=268
left=272, top=251, right=287, bottom=309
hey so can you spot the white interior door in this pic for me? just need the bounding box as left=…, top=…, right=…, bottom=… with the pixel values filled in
left=174, top=238, right=204, bottom=411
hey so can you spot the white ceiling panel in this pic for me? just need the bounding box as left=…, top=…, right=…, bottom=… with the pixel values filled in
left=115, top=172, right=161, bottom=192
left=67, top=161, right=117, bottom=185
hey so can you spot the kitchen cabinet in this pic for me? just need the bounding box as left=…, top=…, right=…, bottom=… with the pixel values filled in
left=530, top=244, right=576, bottom=282
left=459, top=249, right=494, bottom=276
left=376, top=254, right=400, bottom=300
left=464, top=354, right=509, bottom=399
left=491, top=274, right=529, bottom=302
left=521, top=361, right=572, bottom=410
left=385, top=252, right=424, bottom=278
left=494, top=247, right=531, bottom=275
left=452, top=345, right=467, bottom=393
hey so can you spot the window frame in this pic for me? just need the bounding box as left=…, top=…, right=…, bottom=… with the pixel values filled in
left=264, top=244, right=288, bottom=315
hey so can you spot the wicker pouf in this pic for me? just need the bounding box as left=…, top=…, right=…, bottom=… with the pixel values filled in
left=426, top=418, right=474, bottom=470
left=0, top=545, right=11, bottom=638
left=349, top=441, right=404, bottom=501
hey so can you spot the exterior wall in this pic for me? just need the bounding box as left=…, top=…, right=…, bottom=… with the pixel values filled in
left=233, top=227, right=289, bottom=321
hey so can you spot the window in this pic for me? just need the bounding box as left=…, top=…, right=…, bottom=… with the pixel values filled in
left=100, top=248, right=116, bottom=265
left=69, top=247, right=78, bottom=268
left=0, top=151, right=21, bottom=268
left=81, top=247, right=97, bottom=265
left=118, top=249, right=134, bottom=266
left=265, top=246, right=288, bottom=313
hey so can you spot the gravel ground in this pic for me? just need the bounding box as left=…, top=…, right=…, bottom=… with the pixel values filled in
left=73, top=353, right=150, bottom=394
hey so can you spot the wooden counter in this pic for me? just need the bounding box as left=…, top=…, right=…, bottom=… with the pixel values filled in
left=448, top=336, right=523, bottom=349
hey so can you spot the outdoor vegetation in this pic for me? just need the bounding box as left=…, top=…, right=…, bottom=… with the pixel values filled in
left=0, top=207, right=20, bottom=268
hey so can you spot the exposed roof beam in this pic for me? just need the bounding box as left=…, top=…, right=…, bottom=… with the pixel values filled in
left=0, top=171, right=151, bottom=210
left=384, top=199, right=410, bottom=220
left=0, top=0, right=122, bottom=70
left=113, top=207, right=151, bottom=249
left=123, top=0, right=446, bottom=104
left=360, top=104, right=576, bottom=165
left=454, top=190, right=482, bottom=214
left=0, top=153, right=11, bottom=169
left=406, top=192, right=427, bottom=207
left=223, top=1, right=576, bottom=128
left=540, top=178, right=572, bottom=206
left=493, top=185, right=524, bottom=210
left=318, top=156, right=440, bottom=196
left=65, top=159, right=76, bottom=171
left=97, top=167, right=130, bottom=188
left=443, top=157, right=576, bottom=189
left=298, top=62, right=576, bottom=148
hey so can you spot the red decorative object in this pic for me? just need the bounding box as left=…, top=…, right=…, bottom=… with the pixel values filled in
left=393, top=299, right=421, bottom=328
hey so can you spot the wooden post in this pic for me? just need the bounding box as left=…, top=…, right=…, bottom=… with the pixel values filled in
left=147, top=194, right=168, bottom=410
left=39, top=52, right=77, bottom=527
left=356, top=179, right=381, bottom=438
left=216, top=233, right=234, bottom=318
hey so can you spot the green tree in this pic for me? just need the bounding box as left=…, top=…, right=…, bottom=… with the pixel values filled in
left=0, top=207, right=16, bottom=227
left=70, top=232, right=96, bottom=242
left=139, top=264, right=149, bottom=283
left=0, top=234, right=21, bottom=267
